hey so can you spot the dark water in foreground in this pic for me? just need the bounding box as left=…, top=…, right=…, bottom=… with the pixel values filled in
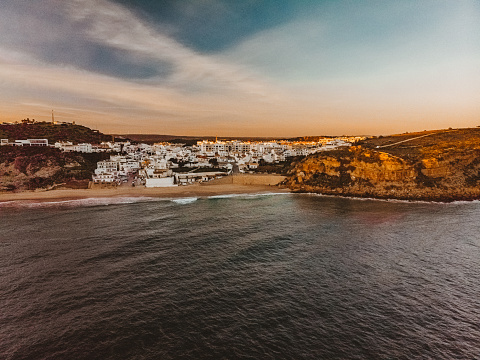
left=1, top=194, right=480, bottom=359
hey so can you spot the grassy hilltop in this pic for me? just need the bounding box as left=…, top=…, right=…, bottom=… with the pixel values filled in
left=285, top=128, right=480, bottom=202
left=0, top=122, right=111, bottom=144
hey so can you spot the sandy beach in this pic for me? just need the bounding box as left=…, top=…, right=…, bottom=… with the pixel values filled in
left=0, top=183, right=290, bottom=203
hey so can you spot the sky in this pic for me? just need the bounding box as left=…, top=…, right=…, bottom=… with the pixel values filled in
left=0, top=0, right=479, bottom=136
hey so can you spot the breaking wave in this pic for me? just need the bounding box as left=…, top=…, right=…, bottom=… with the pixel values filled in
left=0, top=192, right=290, bottom=208
left=301, top=192, right=480, bottom=205
left=0, top=196, right=162, bottom=208
left=171, top=197, right=198, bottom=205
left=207, top=192, right=290, bottom=200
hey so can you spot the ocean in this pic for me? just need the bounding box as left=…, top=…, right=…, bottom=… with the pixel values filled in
left=1, top=193, right=480, bottom=359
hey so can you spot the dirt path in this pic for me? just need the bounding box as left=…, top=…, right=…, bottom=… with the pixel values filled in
left=376, top=131, right=452, bottom=149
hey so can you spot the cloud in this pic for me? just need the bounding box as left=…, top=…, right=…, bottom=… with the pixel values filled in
left=0, top=0, right=280, bottom=100
left=0, top=52, right=180, bottom=109
left=0, top=41, right=301, bottom=136
left=0, top=0, right=290, bottom=134
left=65, top=0, right=274, bottom=97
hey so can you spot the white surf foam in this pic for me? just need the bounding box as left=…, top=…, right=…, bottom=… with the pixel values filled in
left=207, top=192, right=290, bottom=200
left=171, top=197, right=198, bottom=205
left=0, top=196, right=163, bottom=208
left=299, top=192, right=480, bottom=205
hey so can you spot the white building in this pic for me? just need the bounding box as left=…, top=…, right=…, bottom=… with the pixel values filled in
left=145, top=177, right=175, bottom=187
left=77, top=143, right=93, bottom=153
left=94, top=160, right=119, bottom=174
left=15, top=139, right=48, bottom=146
left=92, top=172, right=123, bottom=183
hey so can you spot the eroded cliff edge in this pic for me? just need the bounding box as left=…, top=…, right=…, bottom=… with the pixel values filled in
left=0, top=147, right=109, bottom=191
left=285, top=128, right=480, bottom=202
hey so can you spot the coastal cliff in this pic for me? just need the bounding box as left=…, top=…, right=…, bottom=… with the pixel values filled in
left=0, top=122, right=112, bottom=191
left=0, top=147, right=109, bottom=191
left=285, top=128, right=480, bottom=202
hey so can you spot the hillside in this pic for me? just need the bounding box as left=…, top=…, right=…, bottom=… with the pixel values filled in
left=285, top=128, right=480, bottom=202
left=119, top=134, right=284, bottom=144
left=0, top=146, right=110, bottom=191
left=0, top=122, right=111, bottom=144
left=118, top=134, right=210, bottom=144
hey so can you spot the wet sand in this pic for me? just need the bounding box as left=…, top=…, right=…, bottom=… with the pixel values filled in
left=0, top=183, right=290, bottom=203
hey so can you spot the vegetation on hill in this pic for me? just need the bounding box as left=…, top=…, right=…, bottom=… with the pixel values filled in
left=0, top=122, right=111, bottom=144
left=119, top=134, right=284, bottom=144
left=360, top=128, right=480, bottom=160
left=254, top=156, right=305, bottom=175
left=118, top=134, right=209, bottom=145
left=288, top=136, right=336, bottom=142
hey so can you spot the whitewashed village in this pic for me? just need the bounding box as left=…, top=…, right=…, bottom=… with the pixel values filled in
left=1, top=131, right=364, bottom=187
left=83, top=137, right=364, bottom=187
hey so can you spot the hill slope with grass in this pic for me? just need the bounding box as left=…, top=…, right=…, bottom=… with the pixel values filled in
left=0, top=122, right=111, bottom=144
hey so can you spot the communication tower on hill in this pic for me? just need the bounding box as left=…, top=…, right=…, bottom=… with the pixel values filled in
left=51, top=110, right=57, bottom=124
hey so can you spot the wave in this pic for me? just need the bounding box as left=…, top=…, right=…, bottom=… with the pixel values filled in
left=171, top=197, right=198, bottom=205
left=2, top=191, right=476, bottom=209
left=0, top=192, right=289, bottom=209
left=299, top=192, right=480, bottom=205
left=207, top=192, right=290, bottom=200
left=0, top=196, right=163, bottom=208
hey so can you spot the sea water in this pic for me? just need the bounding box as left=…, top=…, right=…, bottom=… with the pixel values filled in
left=1, top=194, right=480, bottom=359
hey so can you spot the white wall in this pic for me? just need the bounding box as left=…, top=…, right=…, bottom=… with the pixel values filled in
left=145, top=177, right=176, bottom=188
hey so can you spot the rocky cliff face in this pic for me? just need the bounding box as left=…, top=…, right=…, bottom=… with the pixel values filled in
left=0, top=147, right=109, bottom=191
left=285, top=143, right=480, bottom=202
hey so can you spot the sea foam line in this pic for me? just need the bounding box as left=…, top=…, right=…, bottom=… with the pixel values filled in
left=0, top=192, right=291, bottom=209
left=0, top=196, right=164, bottom=208
left=299, top=192, right=480, bottom=205
left=170, top=192, right=289, bottom=204
left=207, top=192, right=290, bottom=200
left=171, top=197, right=198, bottom=205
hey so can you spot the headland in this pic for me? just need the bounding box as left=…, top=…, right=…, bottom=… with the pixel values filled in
left=285, top=128, right=480, bottom=202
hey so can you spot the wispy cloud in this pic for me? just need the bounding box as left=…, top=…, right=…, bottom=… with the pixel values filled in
left=0, top=0, right=287, bottom=134
left=0, top=51, right=181, bottom=109
left=67, top=0, right=273, bottom=97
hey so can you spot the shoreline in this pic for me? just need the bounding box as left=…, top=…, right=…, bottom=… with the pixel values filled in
left=293, top=191, right=480, bottom=205
left=290, top=187, right=480, bottom=203
left=2, top=184, right=479, bottom=205
left=0, top=183, right=291, bottom=203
